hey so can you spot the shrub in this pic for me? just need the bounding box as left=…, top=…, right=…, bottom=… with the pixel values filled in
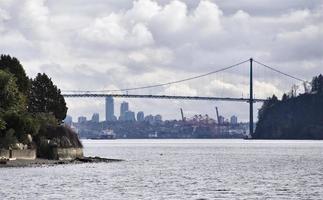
left=0, top=129, right=18, bottom=149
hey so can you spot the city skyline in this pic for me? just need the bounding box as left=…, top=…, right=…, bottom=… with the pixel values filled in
left=1, top=1, right=322, bottom=199
left=67, top=97, right=239, bottom=124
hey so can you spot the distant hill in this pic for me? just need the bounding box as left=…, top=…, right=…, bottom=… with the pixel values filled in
left=252, top=75, right=323, bottom=139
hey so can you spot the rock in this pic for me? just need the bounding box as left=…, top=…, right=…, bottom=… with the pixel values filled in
left=13, top=143, right=24, bottom=150
left=27, top=134, right=33, bottom=143
left=75, top=156, right=123, bottom=163
left=60, top=136, right=72, bottom=147
left=0, top=157, right=8, bottom=164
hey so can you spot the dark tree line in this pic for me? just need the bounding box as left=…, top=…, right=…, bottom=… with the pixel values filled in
left=312, top=74, right=323, bottom=94
left=0, top=55, right=68, bottom=148
left=28, top=73, right=67, bottom=121
left=0, top=55, right=29, bottom=95
left=253, top=74, right=323, bottom=139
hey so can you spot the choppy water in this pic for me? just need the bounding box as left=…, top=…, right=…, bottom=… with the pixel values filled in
left=1, top=139, right=323, bottom=199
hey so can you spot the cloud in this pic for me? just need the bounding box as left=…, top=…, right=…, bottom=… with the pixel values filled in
left=272, top=24, right=323, bottom=61
left=17, top=0, right=51, bottom=40
left=0, top=0, right=322, bottom=121
left=79, top=14, right=154, bottom=48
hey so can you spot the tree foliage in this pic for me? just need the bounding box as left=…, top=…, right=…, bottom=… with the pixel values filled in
left=0, top=55, right=73, bottom=150
left=253, top=75, right=323, bottom=139
left=0, top=129, right=18, bottom=149
left=0, top=118, right=5, bottom=130
left=0, top=55, right=82, bottom=153
left=258, top=95, right=278, bottom=121
left=0, top=70, right=26, bottom=112
left=28, top=73, right=67, bottom=122
left=311, top=74, right=323, bottom=94
left=2, top=112, right=40, bottom=143
left=0, top=55, right=30, bottom=94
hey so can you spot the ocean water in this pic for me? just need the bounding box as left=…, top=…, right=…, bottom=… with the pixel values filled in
left=1, top=139, right=323, bottom=199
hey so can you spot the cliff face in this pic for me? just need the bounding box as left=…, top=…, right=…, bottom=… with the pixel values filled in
left=252, top=93, right=323, bottom=139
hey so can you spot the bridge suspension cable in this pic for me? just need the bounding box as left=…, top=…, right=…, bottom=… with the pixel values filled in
left=63, top=59, right=250, bottom=93
left=253, top=60, right=307, bottom=82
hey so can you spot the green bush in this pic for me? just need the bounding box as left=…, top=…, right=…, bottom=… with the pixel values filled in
left=34, top=112, right=59, bottom=133
left=2, top=111, right=40, bottom=144
left=0, top=70, right=27, bottom=112
left=0, top=129, right=18, bottom=149
left=0, top=118, right=5, bottom=130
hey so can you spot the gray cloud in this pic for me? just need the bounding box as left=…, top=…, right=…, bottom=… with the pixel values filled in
left=0, top=0, right=322, bottom=121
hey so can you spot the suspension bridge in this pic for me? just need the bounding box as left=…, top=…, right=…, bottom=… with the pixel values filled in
left=62, top=58, right=306, bottom=134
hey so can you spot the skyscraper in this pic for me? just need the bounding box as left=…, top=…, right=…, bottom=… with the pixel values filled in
left=105, top=97, right=115, bottom=121
left=78, top=116, right=87, bottom=123
left=119, top=101, right=129, bottom=120
left=137, top=111, right=144, bottom=121
left=91, top=113, right=99, bottom=123
left=230, top=115, right=238, bottom=125
left=125, top=111, right=136, bottom=121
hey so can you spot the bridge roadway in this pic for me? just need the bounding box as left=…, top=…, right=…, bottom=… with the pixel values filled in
left=62, top=93, right=267, bottom=103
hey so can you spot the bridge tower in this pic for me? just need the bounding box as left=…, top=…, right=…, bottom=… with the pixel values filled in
left=249, top=58, right=254, bottom=135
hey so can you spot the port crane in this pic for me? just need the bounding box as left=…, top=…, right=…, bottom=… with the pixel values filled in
left=180, top=108, right=185, bottom=121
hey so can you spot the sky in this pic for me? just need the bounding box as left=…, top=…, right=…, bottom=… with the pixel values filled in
left=0, top=0, right=322, bottom=122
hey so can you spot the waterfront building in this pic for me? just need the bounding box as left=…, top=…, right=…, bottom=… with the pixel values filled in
left=78, top=116, right=87, bottom=123
left=91, top=113, right=99, bottom=123
left=144, top=115, right=154, bottom=124
left=154, top=114, right=162, bottom=122
left=230, top=115, right=238, bottom=125
left=218, top=115, right=225, bottom=124
left=137, top=111, right=144, bottom=121
left=105, top=97, right=116, bottom=121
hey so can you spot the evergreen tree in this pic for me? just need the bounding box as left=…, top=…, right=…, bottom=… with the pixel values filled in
left=0, top=70, right=26, bottom=112
left=311, top=74, right=323, bottom=94
left=2, top=112, right=40, bottom=143
left=258, top=95, right=278, bottom=121
left=0, top=55, right=30, bottom=94
left=282, top=93, right=289, bottom=101
left=254, top=75, right=323, bottom=139
left=0, top=118, right=5, bottom=130
left=28, top=73, right=67, bottom=122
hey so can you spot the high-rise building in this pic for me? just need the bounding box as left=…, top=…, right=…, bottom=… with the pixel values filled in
left=64, top=115, right=73, bottom=126
left=144, top=115, right=154, bottom=124
left=91, top=113, right=99, bottom=123
left=119, top=101, right=129, bottom=120
left=125, top=111, right=136, bottom=121
left=78, top=116, right=87, bottom=123
left=105, top=97, right=115, bottom=121
left=218, top=115, right=225, bottom=124
left=154, top=114, right=162, bottom=122
left=137, top=111, right=144, bottom=121
left=230, top=115, right=238, bottom=125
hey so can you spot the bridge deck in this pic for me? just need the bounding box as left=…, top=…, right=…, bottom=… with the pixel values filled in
left=62, top=93, right=267, bottom=102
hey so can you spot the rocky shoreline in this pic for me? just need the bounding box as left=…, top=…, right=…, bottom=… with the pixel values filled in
left=0, top=156, right=123, bottom=168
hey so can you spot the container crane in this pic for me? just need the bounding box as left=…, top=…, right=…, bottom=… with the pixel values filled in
left=180, top=108, right=185, bottom=121
left=215, top=107, right=220, bottom=125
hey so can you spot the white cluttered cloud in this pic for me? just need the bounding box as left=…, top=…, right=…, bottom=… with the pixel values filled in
left=0, top=0, right=322, bottom=121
